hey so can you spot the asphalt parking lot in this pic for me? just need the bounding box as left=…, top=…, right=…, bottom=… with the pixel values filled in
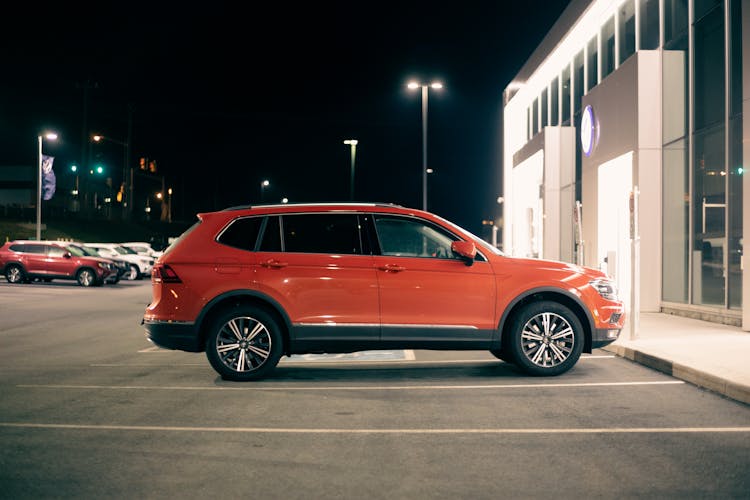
left=0, top=280, right=748, bottom=498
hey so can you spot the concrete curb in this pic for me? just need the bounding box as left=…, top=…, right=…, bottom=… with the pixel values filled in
left=603, top=344, right=750, bottom=406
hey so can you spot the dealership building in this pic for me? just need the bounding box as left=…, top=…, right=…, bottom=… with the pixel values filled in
left=502, top=0, right=748, bottom=329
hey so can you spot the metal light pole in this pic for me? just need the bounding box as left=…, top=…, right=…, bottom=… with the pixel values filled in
left=167, top=187, right=173, bottom=223
left=343, top=139, right=358, bottom=200
left=92, top=134, right=130, bottom=219
left=36, top=132, right=58, bottom=241
left=408, top=81, right=442, bottom=211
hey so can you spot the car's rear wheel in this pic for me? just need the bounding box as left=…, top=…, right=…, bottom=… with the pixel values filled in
left=5, top=264, right=26, bottom=284
left=76, top=268, right=96, bottom=287
left=127, top=264, right=140, bottom=281
left=205, top=306, right=283, bottom=381
left=506, top=301, right=583, bottom=376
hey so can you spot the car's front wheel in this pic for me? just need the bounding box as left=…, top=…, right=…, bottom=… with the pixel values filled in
left=506, top=301, right=583, bottom=376
left=5, top=264, right=26, bottom=284
left=127, top=264, right=140, bottom=281
left=205, top=306, right=283, bottom=381
left=76, top=268, right=96, bottom=287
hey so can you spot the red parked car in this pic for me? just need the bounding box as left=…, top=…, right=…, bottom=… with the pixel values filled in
left=0, top=240, right=115, bottom=287
left=143, top=203, right=624, bottom=381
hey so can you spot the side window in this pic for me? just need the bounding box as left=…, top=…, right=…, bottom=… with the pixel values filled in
left=259, top=216, right=282, bottom=252
left=47, top=245, right=66, bottom=257
left=217, top=216, right=263, bottom=251
left=9, top=244, right=25, bottom=253
left=24, top=244, right=47, bottom=255
left=282, top=214, right=362, bottom=254
left=374, top=215, right=458, bottom=259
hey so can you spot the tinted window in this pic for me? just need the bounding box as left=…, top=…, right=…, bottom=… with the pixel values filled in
left=374, top=215, right=458, bottom=259
left=23, top=244, right=47, bottom=254
left=282, top=214, right=362, bottom=254
left=47, top=245, right=66, bottom=257
left=9, top=244, right=25, bottom=252
left=218, top=216, right=263, bottom=251
left=259, top=216, right=282, bottom=252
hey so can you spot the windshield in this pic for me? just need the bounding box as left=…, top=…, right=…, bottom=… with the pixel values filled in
left=432, top=214, right=504, bottom=256
left=113, top=246, right=135, bottom=255
left=66, top=245, right=88, bottom=257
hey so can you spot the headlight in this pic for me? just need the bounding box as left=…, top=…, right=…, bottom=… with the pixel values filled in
left=589, top=278, right=619, bottom=301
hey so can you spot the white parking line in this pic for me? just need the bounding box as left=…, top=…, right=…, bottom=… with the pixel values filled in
left=18, top=380, right=685, bottom=391
left=0, top=422, right=747, bottom=434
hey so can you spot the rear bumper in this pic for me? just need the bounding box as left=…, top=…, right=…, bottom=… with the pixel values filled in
left=142, top=318, right=203, bottom=352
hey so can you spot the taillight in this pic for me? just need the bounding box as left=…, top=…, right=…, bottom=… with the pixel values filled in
left=152, top=264, right=182, bottom=283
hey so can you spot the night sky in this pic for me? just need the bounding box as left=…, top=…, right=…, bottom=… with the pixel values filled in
left=1, top=1, right=571, bottom=235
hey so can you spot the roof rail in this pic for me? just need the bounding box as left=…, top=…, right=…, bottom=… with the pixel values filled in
left=222, top=202, right=405, bottom=211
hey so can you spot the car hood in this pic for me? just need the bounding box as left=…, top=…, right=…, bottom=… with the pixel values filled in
left=506, top=256, right=610, bottom=280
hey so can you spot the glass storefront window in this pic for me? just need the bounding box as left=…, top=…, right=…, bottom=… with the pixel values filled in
left=695, top=0, right=722, bottom=21
left=664, top=0, right=688, bottom=47
left=730, top=0, right=742, bottom=116
left=550, top=76, right=559, bottom=126
left=601, top=16, right=615, bottom=78
left=618, top=0, right=635, bottom=64
left=639, top=0, right=660, bottom=50
left=694, top=3, right=725, bottom=130
left=587, top=36, right=598, bottom=90
left=562, top=65, right=571, bottom=124
left=574, top=50, right=584, bottom=115
left=693, top=127, right=726, bottom=306
left=728, top=116, right=743, bottom=309
left=663, top=141, right=689, bottom=303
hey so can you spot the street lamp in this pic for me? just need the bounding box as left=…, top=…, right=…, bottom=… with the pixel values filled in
left=260, top=179, right=270, bottom=203
left=36, top=132, right=58, bottom=241
left=343, top=139, right=358, bottom=201
left=167, top=187, right=173, bottom=223
left=407, top=80, right=443, bottom=211
left=92, top=133, right=131, bottom=218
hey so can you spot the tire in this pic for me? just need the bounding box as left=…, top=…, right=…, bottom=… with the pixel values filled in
left=205, top=306, right=283, bottom=381
left=506, top=301, right=584, bottom=376
left=76, top=268, right=96, bottom=287
left=5, top=264, right=26, bottom=284
left=127, top=264, right=140, bottom=281
left=489, top=348, right=512, bottom=363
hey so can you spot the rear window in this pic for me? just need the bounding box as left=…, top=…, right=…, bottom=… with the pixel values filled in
left=217, top=216, right=263, bottom=251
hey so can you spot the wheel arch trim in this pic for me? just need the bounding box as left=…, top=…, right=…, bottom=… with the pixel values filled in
left=497, top=287, right=595, bottom=353
left=195, top=290, right=293, bottom=351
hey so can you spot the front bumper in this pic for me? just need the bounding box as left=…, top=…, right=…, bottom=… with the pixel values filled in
left=142, top=318, right=203, bottom=352
left=591, top=327, right=621, bottom=348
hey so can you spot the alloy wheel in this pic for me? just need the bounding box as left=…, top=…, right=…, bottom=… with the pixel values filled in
left=520, top=312, right=575, bottom=368
left=215, top=316, right=272, bottom=373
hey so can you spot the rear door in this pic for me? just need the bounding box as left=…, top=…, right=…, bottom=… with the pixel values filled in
left=252, top=213, right=380, bottom=346
left=20, top=244, right=49, bottom=275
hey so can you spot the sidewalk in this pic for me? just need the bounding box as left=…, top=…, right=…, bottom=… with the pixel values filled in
left=603, top=312, right=750, bottom=405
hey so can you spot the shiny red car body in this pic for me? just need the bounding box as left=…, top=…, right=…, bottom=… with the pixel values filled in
left=143, top=203, right=624, bottom=380
left=0, top=240, right=114, bottom=286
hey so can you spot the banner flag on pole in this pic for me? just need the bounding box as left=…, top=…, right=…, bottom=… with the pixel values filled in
left=42, top=154, right=56, bottom=200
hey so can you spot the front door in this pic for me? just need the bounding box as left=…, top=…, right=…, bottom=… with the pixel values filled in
left=371, top=214, right=496, bottom=344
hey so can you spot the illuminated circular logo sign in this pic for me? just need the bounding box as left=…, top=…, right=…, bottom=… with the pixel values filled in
left=580, top=105, right=597, bottom=157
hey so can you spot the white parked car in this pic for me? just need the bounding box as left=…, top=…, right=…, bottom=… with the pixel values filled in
left=121, top=241, right=163, bottom=259
left=84, top=243, right=154, bottom=280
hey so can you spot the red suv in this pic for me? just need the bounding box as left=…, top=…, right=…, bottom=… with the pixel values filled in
left=0, top=240, right=115, bottom=286
left=143, top=203, right=624, bottom=381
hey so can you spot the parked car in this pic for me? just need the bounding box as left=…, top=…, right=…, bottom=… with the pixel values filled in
left=121, top=241, right=163, bottom=259
left=69, top=243, right=129, bottom=284
left=84, top=243, right=154, bottom=280
left=143, top=202, right=625, bottom=381
left=0, top=240, right=114, bottom=286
